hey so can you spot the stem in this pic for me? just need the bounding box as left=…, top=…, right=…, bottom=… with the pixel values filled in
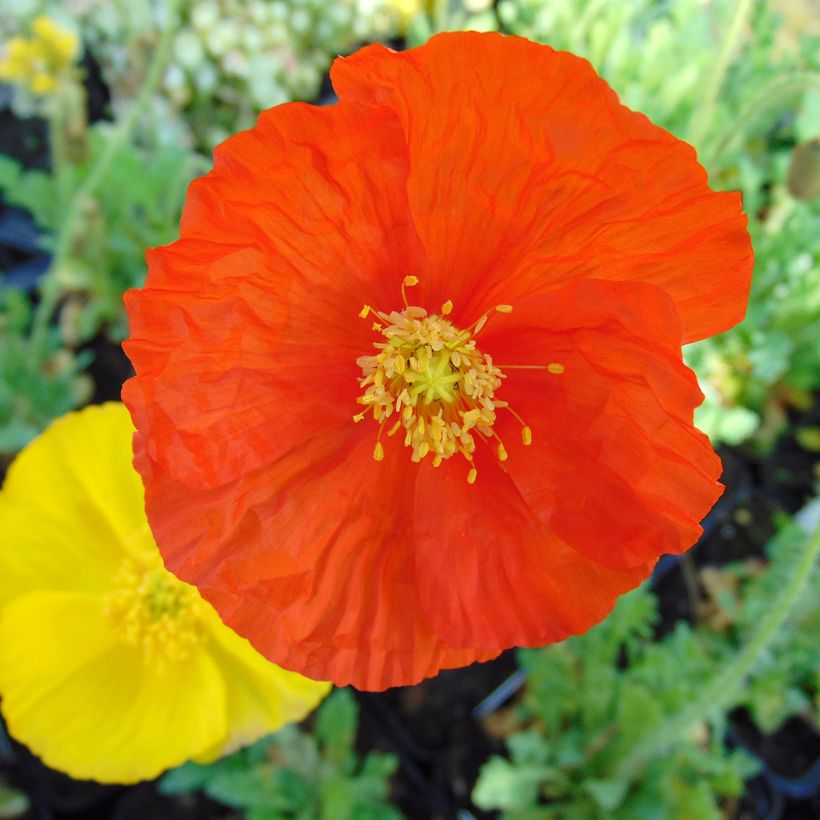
left=47, top=99, right=69, bottom=207
left=616, top=519, right=820, bottom=779
left=29, top=0, right=180, bottom=359
left=687, top=0, right=754, bottom=149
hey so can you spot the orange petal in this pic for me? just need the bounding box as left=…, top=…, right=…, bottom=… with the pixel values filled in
left=482, top=278, right=723, bottom=570
left=124, top=100, right=425, bottom=490
left=331, top=31, right=752, bottom=344
left=412, top=447, right=654, bottom=649
left=137, top=431, right=498, bottom=691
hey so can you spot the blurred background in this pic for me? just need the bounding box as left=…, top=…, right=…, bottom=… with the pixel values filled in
left=0, top=1, right=818, bottom=818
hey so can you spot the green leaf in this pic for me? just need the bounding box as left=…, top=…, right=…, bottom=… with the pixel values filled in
left=315, top=688, right=358, bottom=766
left=472, top=756, right=551, bottom=812
left=582, top=778, right=630, bottom=811
left=0, top=783, right=28, bottom=820
left=159, top=761, right=212, bottom=795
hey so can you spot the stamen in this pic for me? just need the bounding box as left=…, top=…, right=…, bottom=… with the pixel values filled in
left=401, top=275, right=419, bottom=308
left=356, top=295, right=534, bottom=483
left=496, top=363, right=565, bottom=372
left=104, top=558, right=206, bottom=666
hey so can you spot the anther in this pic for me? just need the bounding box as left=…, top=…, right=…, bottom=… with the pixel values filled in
left=441, top=299, right=453, bottom=315
left=467, top=466, right=478, bottom=484
left=495, top=304, right=513, bottom=314
left=401, top=275, right=419, bottom=308
left=521, top=426, right=532, bottom=446
left=359, top=305, right=371, bottom=318
left=373, top=441, right=385, bottom=461
left=497, top=442, right=508, bottom=462
left=547, top=362, right=565, bottom=374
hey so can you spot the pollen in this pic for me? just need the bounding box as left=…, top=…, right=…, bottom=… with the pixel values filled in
left=356, top=300, right=513, bottom=477
left=104, top=553, right=207, bottom=666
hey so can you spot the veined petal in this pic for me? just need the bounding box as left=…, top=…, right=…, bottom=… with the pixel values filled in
left=0, top=591, right=227, bottom=783
left=331, top=31, right=752, bottom=344
left=413, top=450, right=654, bottom=648
left=140, top=432, right=498, bottom=690
left=411, top=279, right=718, bottom=645
left=482, top=278, right=723, bottom=569
left=124, top=100, right=425, bottom=490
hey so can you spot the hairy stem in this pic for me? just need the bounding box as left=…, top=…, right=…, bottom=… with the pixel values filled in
left=616, top=519, right=820, bottom=779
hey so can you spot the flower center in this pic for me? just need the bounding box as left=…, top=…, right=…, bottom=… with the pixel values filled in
left=104, top=542, right=208, bottom=665
left=355, top=278, right=552, bottom=484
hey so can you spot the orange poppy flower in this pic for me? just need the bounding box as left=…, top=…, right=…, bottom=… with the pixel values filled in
left=123, top=32, right=753, bottom=690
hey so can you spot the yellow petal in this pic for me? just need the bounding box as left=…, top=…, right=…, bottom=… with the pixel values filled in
left=0, top=591, right=228, bottom=783
left=195, top=609, right=331, bottom=763
left=0, top=404, right=149, bottom=605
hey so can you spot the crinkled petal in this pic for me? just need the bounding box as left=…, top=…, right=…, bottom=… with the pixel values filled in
left=0, top=592, right=227, bottom=783
left=488, top=278, right=722, bottom=569
left=138, top=434, right=498, bottom=691
left=413, top=450, right=654, bottom=649
left=124, top=100, right=425, bottom=490
left=331, top=31, right=752, bottom=344
left=412, top=279, right=719, bottom=646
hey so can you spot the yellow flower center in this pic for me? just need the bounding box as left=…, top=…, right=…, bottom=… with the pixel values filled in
left=355, top=277, right=564, bottom=483
left=104, top=545, right=208, bottom=665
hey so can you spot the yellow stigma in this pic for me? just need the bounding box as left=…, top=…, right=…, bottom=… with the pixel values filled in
left=356, top=304, right=507, bottom=472
left=104, top=555, right=207, bottom=666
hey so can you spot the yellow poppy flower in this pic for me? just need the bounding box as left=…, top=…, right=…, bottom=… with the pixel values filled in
left=0, top=403, right=330, bottom=784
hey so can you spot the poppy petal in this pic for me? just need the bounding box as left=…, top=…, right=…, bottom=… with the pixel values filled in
left=195, top=618, right=331, bottom=762
left=0, top=592, right=227, bottom=783
left=124, top=100, right=425, bottom=490
left=412, top=279, right=718, bottom=646
left=0, top=404, right=153, bottom=606
left=413, top=449, right=654, bottom=649
left=331, top=31, right=752, bottom=344
left=138, top=433, right=498, bottom=690
left=485, top=278, right=722, bottom=569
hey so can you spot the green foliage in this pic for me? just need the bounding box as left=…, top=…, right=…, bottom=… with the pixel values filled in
left=473, top=515, right=819, bottom=817
left=0, top=128, right=198, bottom=344
left=1, top=0, right=410, bottom=149
left=0, top=779, right=28, bottom=819
left=161, top=689, right=402, bottom=820
left=0, top=288, right=91, bottom=451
